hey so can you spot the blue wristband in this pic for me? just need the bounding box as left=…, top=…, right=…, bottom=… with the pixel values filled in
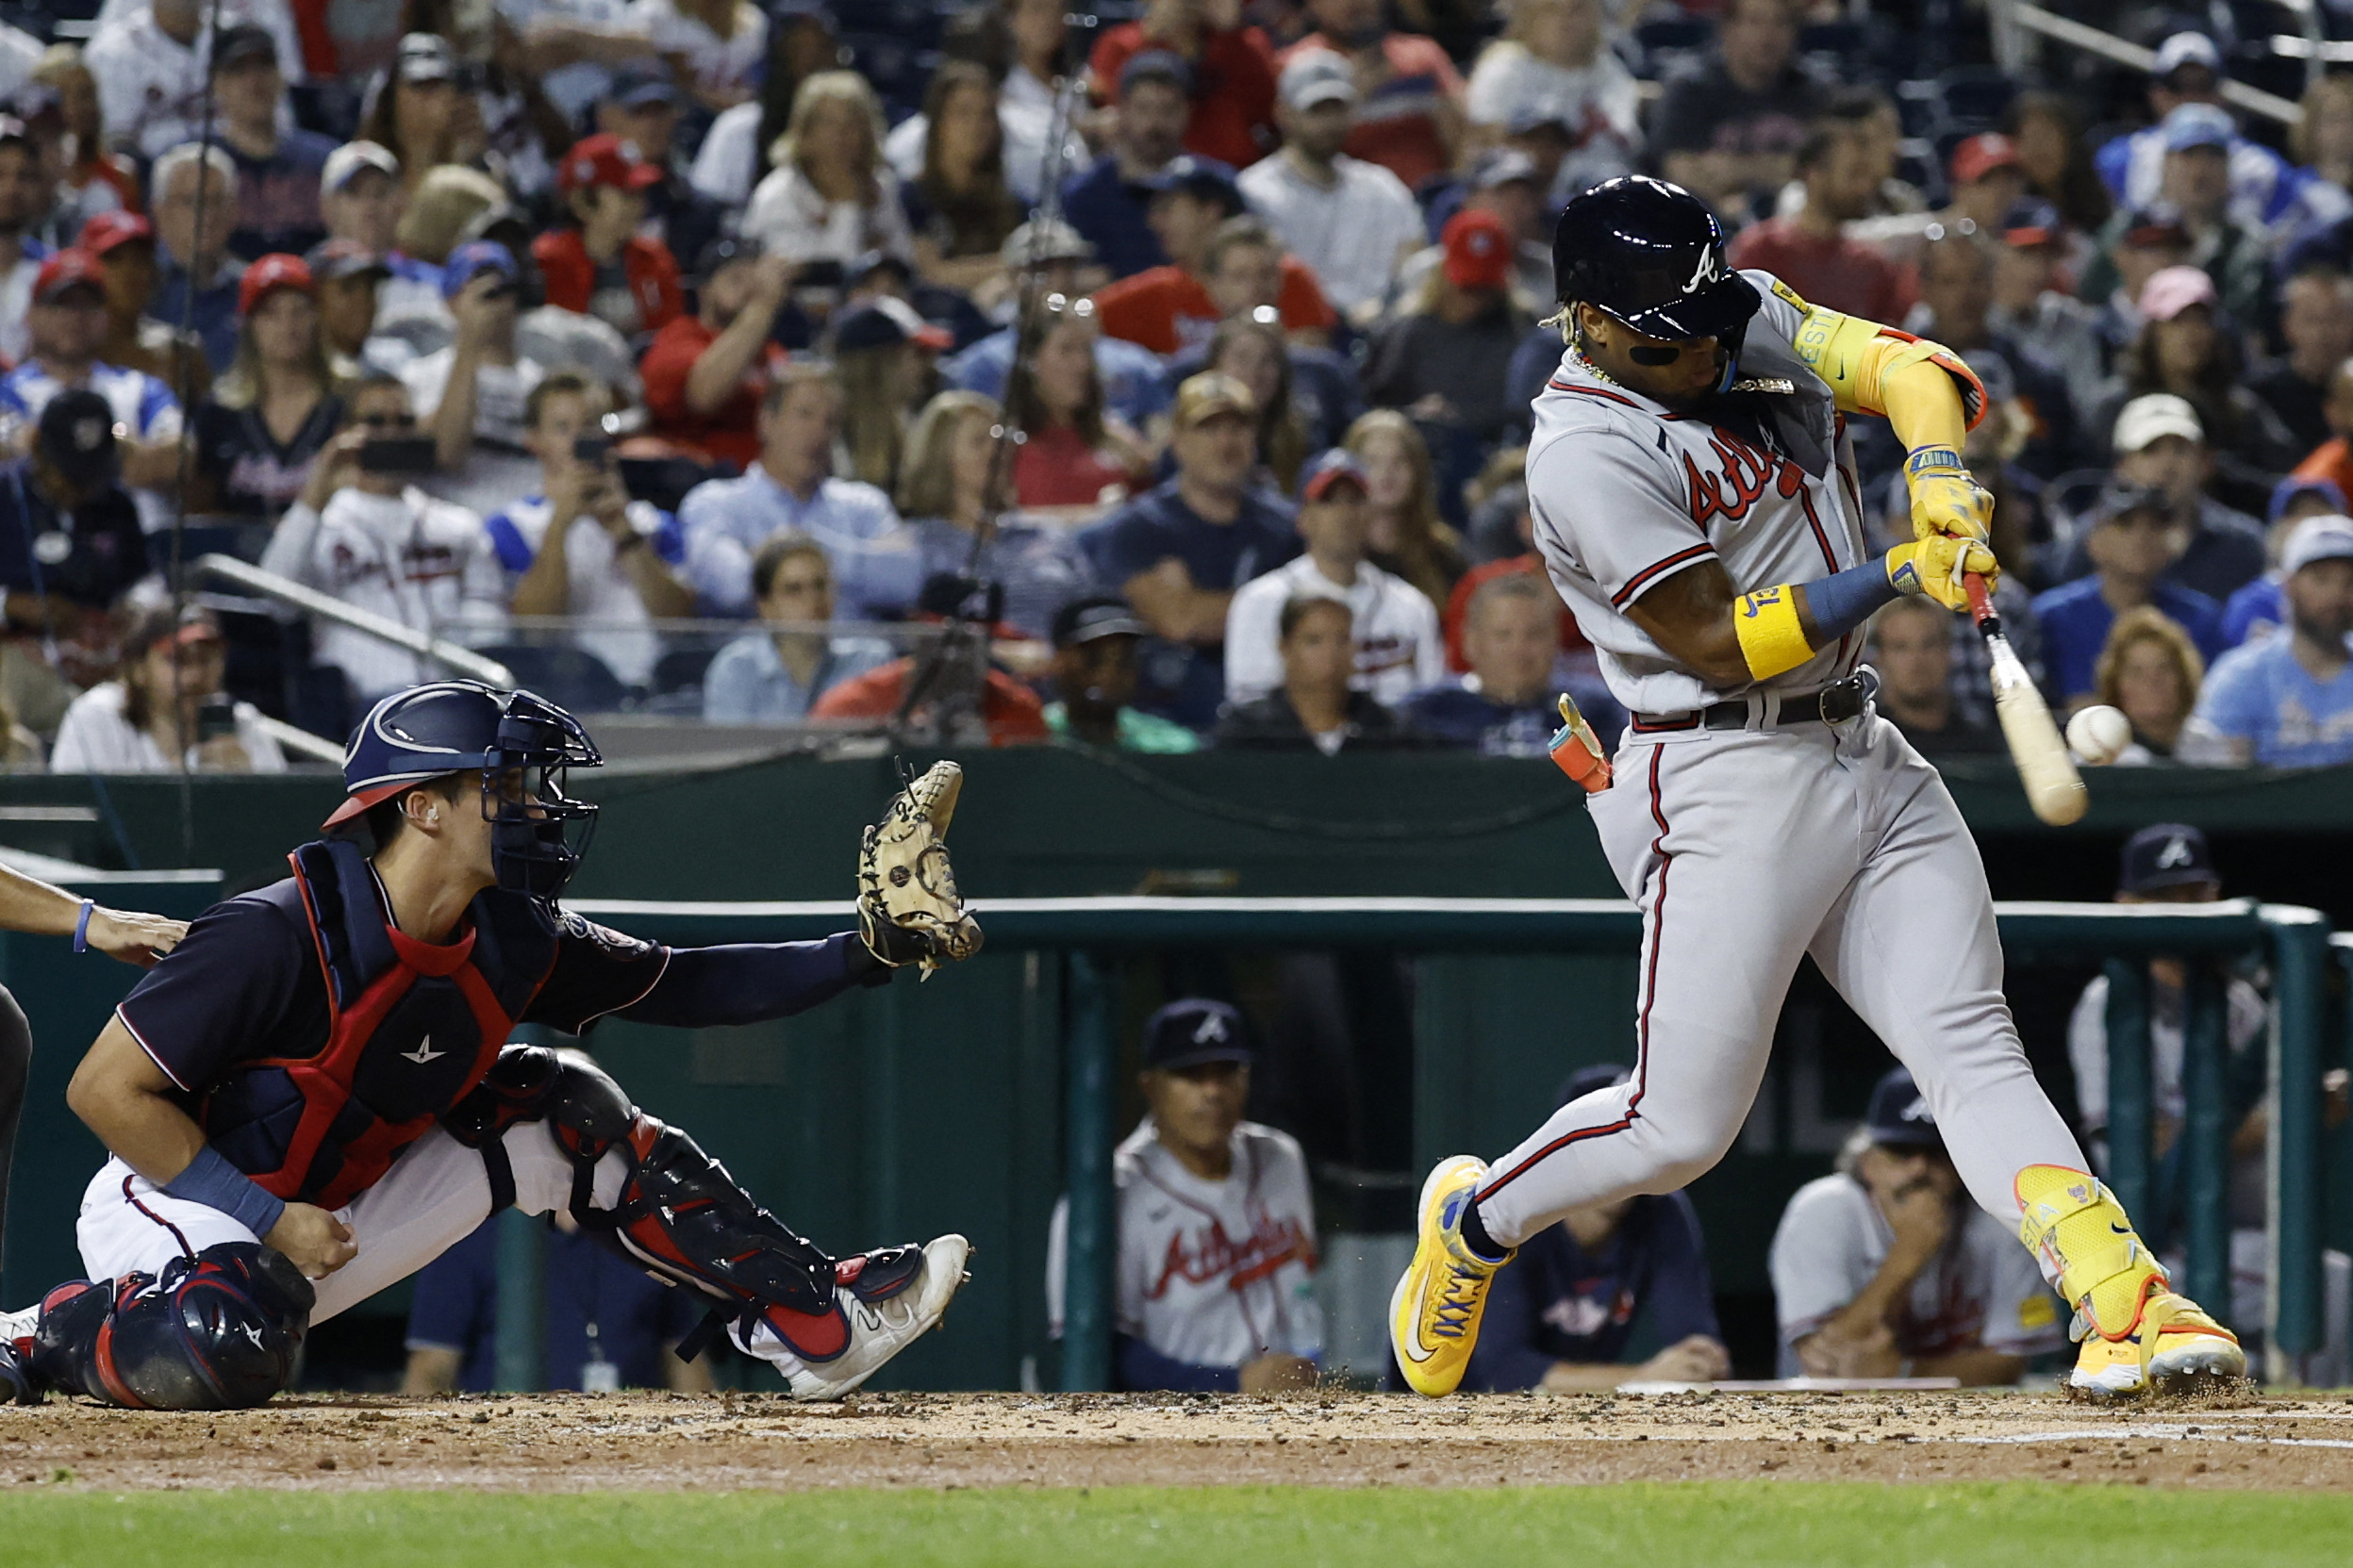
left=161, top=1147, right=288, bottom=1239
left=1806, top=558, right=1903, bottom=643
left=72, top=899, right=92, bottom=953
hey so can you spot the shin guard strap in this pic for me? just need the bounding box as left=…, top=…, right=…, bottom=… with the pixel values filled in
left=2014, top=1164, right=2162, bottom=1340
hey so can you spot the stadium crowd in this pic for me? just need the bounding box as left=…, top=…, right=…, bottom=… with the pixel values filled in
left=0, top=0, right=2338, bottom=772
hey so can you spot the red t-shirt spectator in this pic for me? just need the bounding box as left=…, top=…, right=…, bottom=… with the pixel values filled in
left=1090, top=260, right=1337, bottom=355
left=1014, top=425, right=1138, bottom=509
left=810, top=659, right=1050, bottom=745
left=640, top=314, right=785, bottom=470
left=1442, top=554, right=1588, bottom=671
left=1278, top=33, right=1463, bottom=193
left=534, top=230, right=684, bottom=339
left=1090, top=23, right=1279, bottom=170
left=1726, top=220, right=1915, bottom=323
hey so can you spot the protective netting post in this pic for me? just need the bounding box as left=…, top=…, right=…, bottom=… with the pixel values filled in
left=2103, top=959, right=2153, bottom=1231
left=1060, top=949, right=1116, bottom=1392
left=2180, top=964, right=2229, bottom=1322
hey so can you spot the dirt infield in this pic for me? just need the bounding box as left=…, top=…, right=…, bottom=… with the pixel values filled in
left=2, top=1389, right=2351, bottom=1493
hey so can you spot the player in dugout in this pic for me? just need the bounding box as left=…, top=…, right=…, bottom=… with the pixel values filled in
left=0, top=681, right=982, bottom=1409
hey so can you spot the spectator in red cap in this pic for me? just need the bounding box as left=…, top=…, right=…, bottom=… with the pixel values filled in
left=1727, top=115, right=1914, bottom=322
left=0, top=250, right=186, bottom=525
left=640, top=233, right=790, bottom=470
left=1946, top=134, right=2030, bottom=236
left=210, top=22, right=335, bottom=262
left=79, top=210, right=212, bottom=406
left=1087, top=0, right=1280, bottom=172
left=189, top=254, right=341, bottom=520
left=1091, top=202, right=1337, bottom=355
left=533, top=133, right=684, bottom=343
left=1362, top=209, right=1532, bottom=444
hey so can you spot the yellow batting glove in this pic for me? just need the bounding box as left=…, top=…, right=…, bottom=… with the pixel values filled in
left=1886, top=534, right=1999, bottom=611
left=1904, top=446, right=1994, bottom=542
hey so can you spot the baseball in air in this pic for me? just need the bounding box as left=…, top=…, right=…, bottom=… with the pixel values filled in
left=2065, top=704, right=2132, bottom=766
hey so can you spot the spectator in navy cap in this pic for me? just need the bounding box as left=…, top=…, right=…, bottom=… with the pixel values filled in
left=1044, top=594, right=1202, bottom=752
left=1988, top=199, right=2108, bottom=424
left=593, top=63, right=724, bottom=272
left=210, top=22, right=334, bottom=262
left=1463, top=1064, right=1728, bottom=1393
left=2095, top=33, right=2300, bottom=232
left=399, top=239, right=548, bottom=516
left=1047, top=997, right=1323, bottom=1394
left=1060, top=49, right=1195, bottom=280
left=1085, top=0, right=1279, bottom=173
left=1770, top=1066, right=2064, bottom=1386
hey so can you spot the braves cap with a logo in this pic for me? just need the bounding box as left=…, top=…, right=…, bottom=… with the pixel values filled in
left=2118, top=822, right=2218, bottom=896
left=1297, top=448, right=1368, bottom=503
left=1442, top=207, right=1513, bottom=292
left=238, top=252, right=314, bottom=317
left=36, top=388, right=120, bottom=489
left=77, top=209, right=154, bottom=257
left=1141, top=999, right=1255, bottom=1071
left=1864, top=1066, right=1942, bottom=1151
left=558, top=133, right=664, bottom=195
left=32, top=249, right=106, bottom=305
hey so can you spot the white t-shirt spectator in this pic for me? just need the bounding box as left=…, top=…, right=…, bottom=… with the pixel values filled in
left=1768, top=1172, right=2065, bottom=1378
left=623, top=0, right=764, bottom=104
left=258, top=486, right=509, bottom=701
left=1237, top=153, right=1424, bottom=316
left=0, top=24, right=40, bottom=107
left=740, top=164, right=914, bottom=269
left=688, top=100, right=760, bottom=206
left=1046, top=1117, right=1323, bottom=1378
left=482, top=492, right=684, bottom=688
left=86, top=0, right=302, bottom=158
left=50, top=681, right=287, bottom=773
left=1464, top=42, right=1639, bottom=194
left=498, top=0, right=646, bottom=123
left=1224, top=553, right=1444, bottom=706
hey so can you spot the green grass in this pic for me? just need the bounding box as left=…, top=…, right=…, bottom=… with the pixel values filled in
left=0, top=1483, right=2346, bottom=1568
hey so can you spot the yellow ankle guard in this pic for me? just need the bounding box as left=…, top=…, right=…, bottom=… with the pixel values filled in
left=2015, top=1164, right=2165, bottom=1343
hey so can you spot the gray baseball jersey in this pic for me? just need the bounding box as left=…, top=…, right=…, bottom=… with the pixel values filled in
left=1526, top=269, right=1868, bottom=719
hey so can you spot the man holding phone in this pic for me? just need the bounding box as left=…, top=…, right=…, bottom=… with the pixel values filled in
left=486, top=371, right=693, bottom=690
left=401, top=240, right=547, bottom=518
left=259, top=371, right=508, bottom=714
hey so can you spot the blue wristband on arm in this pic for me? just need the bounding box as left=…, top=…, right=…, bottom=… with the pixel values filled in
left=162, top=1146, right=288, bottom=1240
left=1805, top=558, right=1902, bottom=644
left=72, top=899, right=92, bottom=953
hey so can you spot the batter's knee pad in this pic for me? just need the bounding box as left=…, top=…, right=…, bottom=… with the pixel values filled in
left=26, top=1243, right=313, bottom=1410
left=444, top=1045, right=850, bottom=1362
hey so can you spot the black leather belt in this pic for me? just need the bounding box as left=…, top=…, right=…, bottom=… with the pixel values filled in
left=1633, top=671, right=1878, bottom=734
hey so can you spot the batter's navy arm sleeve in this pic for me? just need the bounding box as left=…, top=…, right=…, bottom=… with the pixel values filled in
left=1111, top=1332, right=1241, bottom=1394
left=113, top=898, right=315, bottom=1096
left=1647, top=1192, right=1726, bottom=1348
left=1461, top=1251, right=1554, bottom=1394
left=609, top=933, right=876, bottom=1029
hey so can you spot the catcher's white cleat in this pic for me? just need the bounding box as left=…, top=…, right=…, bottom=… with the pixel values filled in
left=766, top=1234, right=972, bottom=1403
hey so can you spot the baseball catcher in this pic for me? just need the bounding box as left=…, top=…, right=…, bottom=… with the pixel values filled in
left=1391, top=176, right=2243, bottom=1403
left=0, top=681, right=979, bottom=1409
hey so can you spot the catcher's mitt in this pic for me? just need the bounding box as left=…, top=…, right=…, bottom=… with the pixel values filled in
left=857, top=761, right=983, bottom=978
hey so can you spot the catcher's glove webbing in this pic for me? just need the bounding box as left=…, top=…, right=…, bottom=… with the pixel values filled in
left=858, top=760, right=983, bottom=978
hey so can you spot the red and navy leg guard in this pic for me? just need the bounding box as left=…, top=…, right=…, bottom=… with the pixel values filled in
left=25, top=1244, right=312, bottom=1410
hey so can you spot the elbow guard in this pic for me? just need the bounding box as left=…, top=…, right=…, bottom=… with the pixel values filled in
left=1789, top=304, right=1986, bottom=433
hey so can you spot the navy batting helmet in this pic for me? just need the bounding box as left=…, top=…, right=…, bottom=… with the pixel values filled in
left=325, top=681, right=603, bottom=898
left=1551, top=175, right=1760, bottom=343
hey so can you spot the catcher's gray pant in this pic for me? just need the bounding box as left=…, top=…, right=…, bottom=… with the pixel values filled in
left=1471, top=709, right=2089, bottom=1262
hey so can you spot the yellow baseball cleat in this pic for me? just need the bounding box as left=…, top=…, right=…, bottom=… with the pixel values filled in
left=2015, top=1164, right=2246, bottom=1399
left=1389, top=1155, right=1512, bottom=1397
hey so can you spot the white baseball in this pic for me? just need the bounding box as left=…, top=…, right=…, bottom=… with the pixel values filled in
left=2065, top=703, right=2132, bottom=766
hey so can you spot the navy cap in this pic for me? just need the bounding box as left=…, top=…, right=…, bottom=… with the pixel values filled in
left=441, top=239, right=517, bottom=299
left=1052, top=595, right=1150, bottom=648
left=1144, top=154, right=1243, bottom=214
left=611, top=64, right=682, bottom=109
left=1141, top=999, right=1253, bottom=1071
left=1119, top=48, right=1194, bottom=97
left=36, top=388, right=119, bottom=489
left=2120, top=823, right=2218, bottom=896
left=1555, top=1064, right=1630, bottom=1111
left=2269, top=474, right=2345, bottom=522
left=1865, top=1067, right=1941, bottom=1151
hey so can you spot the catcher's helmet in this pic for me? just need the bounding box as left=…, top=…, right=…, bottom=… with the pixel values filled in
left=325, top=681, right=602, bottom=898
left=1551, top=175, right=1761, bottom=343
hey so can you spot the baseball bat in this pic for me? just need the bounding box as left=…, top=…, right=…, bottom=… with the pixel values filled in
left=1964, top=572, right=2087, bottom=826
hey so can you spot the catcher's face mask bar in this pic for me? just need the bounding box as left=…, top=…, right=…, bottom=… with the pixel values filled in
left=480, top=689, right=602, bottom=899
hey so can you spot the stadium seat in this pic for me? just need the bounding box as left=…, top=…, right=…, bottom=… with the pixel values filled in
left=473, top=644, right=631, bottom=714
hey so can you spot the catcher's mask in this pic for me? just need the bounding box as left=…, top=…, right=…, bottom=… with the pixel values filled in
left=326, top=682, right=603, bottom=899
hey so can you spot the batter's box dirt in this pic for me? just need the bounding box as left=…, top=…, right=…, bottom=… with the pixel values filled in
left=1, top=1391, right=2349, bottom=1492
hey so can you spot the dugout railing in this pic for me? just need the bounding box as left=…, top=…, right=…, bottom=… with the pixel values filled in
left=566, top=895, right=2337, bottom=1392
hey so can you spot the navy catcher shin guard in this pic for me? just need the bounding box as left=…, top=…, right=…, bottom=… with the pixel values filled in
left=26, top=1243, right=313, bottom=1409
left=446, top=1046, right=887, bottom=1362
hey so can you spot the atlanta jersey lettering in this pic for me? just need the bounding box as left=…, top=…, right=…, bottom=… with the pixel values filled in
left=1047, top=1118, right=1323, bottom=1372
left=1525, top=268, right=1870, bottom=719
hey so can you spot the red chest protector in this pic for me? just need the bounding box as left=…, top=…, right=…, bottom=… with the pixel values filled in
left=204, top=839, right=559, bottom=1209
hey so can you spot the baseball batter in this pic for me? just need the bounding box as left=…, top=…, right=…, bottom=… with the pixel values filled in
left=1392, top=177, right=2244, bottom=1401
left=0, top=682, right=981, bottom=1410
